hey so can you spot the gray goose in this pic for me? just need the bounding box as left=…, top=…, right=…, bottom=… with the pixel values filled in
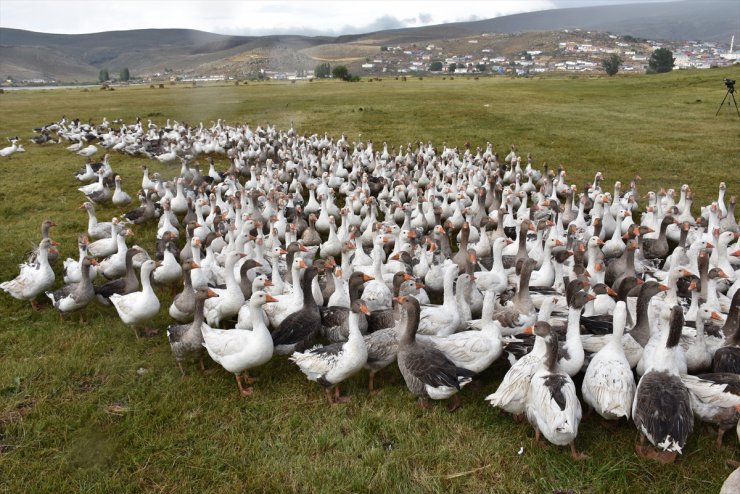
left=633, top=305, right=693, bottom=463
left=319, top=271, right=373, bottom=343
left=272, top=267, right=322, bottom=354
left=167, top=288, right=218, bottom=375
left=395, top=296, right=474, bottom=412
left=367, top=271, right=414, bottom=333
left=641, top=215, right=676, bottom=260
left=95, top=247, right=143, bottom=305
left=169, top=261, right=198, bottom=322
left=46, top=257, right=98, bottom=322
left=713, top=314, right=740, bottom=374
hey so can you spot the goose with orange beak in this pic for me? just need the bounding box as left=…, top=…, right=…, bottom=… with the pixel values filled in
left=202, top=291, right=279, bottom=397
left=291, top=299, right=370, bottom=405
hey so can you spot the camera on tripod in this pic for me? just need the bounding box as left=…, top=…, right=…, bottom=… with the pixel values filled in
left=717, top=78, right=739, bottom=116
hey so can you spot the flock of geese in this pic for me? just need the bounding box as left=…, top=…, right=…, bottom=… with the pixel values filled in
left=2, top=116, right=740, bottom=479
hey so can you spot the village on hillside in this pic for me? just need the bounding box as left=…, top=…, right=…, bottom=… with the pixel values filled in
left=180, top=30, right=739, bottom=83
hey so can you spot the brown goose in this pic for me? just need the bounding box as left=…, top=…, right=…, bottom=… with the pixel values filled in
left=167, top=288, right=218, bottom=375
left=396, top=296, right=474, bottom=411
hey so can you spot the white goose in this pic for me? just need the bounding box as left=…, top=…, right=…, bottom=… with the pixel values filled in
left=415, top=288, right=503, bottom=374
left=581, top=301, right=636, bottom=421
left=290, top=300, right=370, bottom=404
left=109, top=260, right=161, bottom=337
left=1, top=238, right=56, bottom=309
left=203, top=251, right=245, bottom=328
left=525, top=321, right=586, bottom=460
left=417, top=263, right=461, bottom=336
left=202, top=291, right=278, bottom=396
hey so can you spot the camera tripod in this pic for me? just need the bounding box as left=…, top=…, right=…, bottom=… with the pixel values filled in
left=716, top=84, right=740, bottom=117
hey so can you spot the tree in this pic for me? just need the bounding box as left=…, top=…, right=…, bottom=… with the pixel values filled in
left=448, top=63, right=457, bottom=73
left=648, top=48, right=675, bottom=74
left=602, top=54, right=621, bottom=76
left=119, top=67, right=130, bottom=81
left=332, top=65, right=350, bottom=81
left=476, top=63, right=487, bottom=73
left=314, top=63, right=331, bottom=78
left=98, top=69, right=109, bottom=83
left=429, top=61, right=443, bottom=72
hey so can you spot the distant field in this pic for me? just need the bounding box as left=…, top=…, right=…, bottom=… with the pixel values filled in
left=0, top=68, right=739, bottom=493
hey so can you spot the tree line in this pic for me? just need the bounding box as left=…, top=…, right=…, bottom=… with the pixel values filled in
left=98, top=68, right=131, bottom=83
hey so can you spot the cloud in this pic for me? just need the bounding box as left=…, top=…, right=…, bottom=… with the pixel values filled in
left=418, top=12, right=433, bottom=24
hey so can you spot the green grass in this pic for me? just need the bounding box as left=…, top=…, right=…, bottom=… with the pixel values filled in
left=1, top=69, right=740, bottom=493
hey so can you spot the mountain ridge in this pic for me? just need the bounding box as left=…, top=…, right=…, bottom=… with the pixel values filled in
left=1, top=1, right=736, bottom=82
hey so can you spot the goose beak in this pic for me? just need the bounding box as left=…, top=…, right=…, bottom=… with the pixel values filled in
left=710, top=311, right=723, bottom=321
left=522, top=325, right=533, bottom=335
left=265, top=294, right=279, bottom=303
left=394, top=296, right=406, bottom=304
left=554, top=239, right=564, bottom=246
left=415, top=282, right=425, bottom=289
left=206, top=289, right=219, bottom=298
left=264, top=279, right=274, bottom=287
left=298, top=259, right=308, bottom=269
left=299, top=244, right=308, bottom=252
left=706, top=242, right=714, bottom=249
left=688, top=280, right=697, bottom=291
left=155, top=261, right=162, bottom=268
left=596, top=239, right=605, bottom=246
left=658, top=283, right=669, bottom=291
left=238, top=252, right=247, bottom=258
left=586, top=293, right=597, bottom=301
left=359, top=303, right=371, bottom=316
left=253, top=261, right=262, bottom=267
left=635, top=278, right=645, bottom=285
left=90, top=259, right=99, bottom=266
left=362, top=274, right=375, bottom=282
left=607, top=287, right=617, bottom=297
left=390, top=253, right=400, bottom=261
left=506, top=239, right=513, bottom=245
left=190, top=261, right=200, bottom=268
left=278, top=249, right=288, bottom=255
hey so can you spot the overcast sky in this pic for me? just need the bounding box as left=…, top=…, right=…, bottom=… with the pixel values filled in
left=0, top=0, right=679, bottom=36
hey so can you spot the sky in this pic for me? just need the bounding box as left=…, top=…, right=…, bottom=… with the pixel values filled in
left=0, top=0, right=679, bottom=36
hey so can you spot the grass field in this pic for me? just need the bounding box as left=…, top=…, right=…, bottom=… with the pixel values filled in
left=1, top=68, right=739, bottom=493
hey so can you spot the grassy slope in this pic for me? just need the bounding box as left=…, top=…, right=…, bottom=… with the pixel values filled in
left=1, top=69, right=739, bottom=493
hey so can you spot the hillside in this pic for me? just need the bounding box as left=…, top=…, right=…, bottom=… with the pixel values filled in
left=0, top=1, right=736, bottom=83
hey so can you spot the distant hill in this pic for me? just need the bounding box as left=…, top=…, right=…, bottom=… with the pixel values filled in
left=0, top=1, right=736, bottom=82
left=348, top=0, right=736, bottom=46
